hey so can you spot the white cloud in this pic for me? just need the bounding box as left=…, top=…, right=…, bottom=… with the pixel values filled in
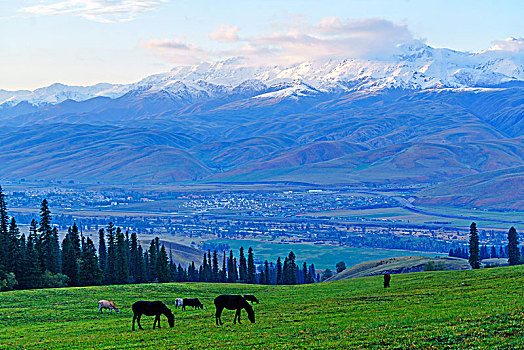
left=486, top=37, right=524, bottom=54
left=19, top=0, right=167, bottom=23
left=209, top=24, right=240, bottom=42
left=145, top=17, right=425, bottom=66
left=142, top=38, right=207, bottom=64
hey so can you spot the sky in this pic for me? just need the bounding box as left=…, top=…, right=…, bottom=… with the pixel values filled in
left=1, top=0, right=523, bottom=91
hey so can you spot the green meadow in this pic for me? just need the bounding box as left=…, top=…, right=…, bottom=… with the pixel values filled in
left=1, top=266, right=524, bottom=349
left=209, top=238, right=445, bottom=269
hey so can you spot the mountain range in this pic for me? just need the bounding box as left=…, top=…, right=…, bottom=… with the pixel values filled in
left=0, top=40, right=522, bottom=209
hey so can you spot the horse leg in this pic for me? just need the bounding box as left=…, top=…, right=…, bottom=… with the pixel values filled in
left=99, top=305, right=102, bottom=313
left=215, top=306, right=223, bottom=325
left=157, top=315, right=161, bottom=328
left=137, top=314, right=143, bottom=330
left=132, top=315, right=136, bottom=331
left=237, top=309, right=242, bottom=324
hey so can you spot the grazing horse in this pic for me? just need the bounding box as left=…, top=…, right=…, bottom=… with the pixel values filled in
left=182, top=298, right=204, bottom=310
left=243, top=295, right=259, bottom=304
left=175, top=298, right=184, bottom=309
left=132, top=301, right=174, bottom=331
left=214, top=295, right=255, bottom=325
left=384, top=273, right=391, bottom=288
left=98, top=300, right=119, bottom=314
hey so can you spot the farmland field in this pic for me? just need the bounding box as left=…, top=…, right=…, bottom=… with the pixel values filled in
left=208, top=238, right=445, bottom=269
left=1, top=266, right=524, bottom=349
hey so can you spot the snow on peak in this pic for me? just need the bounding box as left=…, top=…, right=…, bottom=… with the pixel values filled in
left=1, top=42, right=523, bottom=107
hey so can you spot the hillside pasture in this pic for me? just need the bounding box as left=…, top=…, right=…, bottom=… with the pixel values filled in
left=1, top=267, right=524, bottom=349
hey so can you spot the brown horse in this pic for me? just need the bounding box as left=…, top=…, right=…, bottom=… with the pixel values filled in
left=384, top=273, right=391, bottom=288
left=98, top=300, right=119, bottom=314
left=132, top=301, right=174, bottom=330
left=214, top=295, right=255, bottom=325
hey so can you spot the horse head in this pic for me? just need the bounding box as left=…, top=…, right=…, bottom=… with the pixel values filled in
left=165, top=309, right=175, bottom=327
left=245, top=304, right=255, bottom=323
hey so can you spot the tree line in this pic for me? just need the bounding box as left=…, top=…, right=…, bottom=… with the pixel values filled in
left=0, top=188, right=318, bottom=291
left=449, top=222, right=521, bottom=269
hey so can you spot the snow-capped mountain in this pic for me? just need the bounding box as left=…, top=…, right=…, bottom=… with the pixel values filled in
left=1, top=39, right=523, bottom=107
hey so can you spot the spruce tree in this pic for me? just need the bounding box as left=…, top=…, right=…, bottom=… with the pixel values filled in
left=238, top=247, right=247, bottom=282
left=221, top=252, right=227, bottom=282
left=79, top=237, right=102, bottom=286
left=227, top=250, right=236, bottom=282
left=247, top=247, right=256, bottom=284
left=276, top=257, right=283, bottom=285
left=285, top=251, right=297, bottom=285
left=136, top=244, right=145, bottom=283
left=39, top=199, right=60, bottom=273
left=6, top=218, right=20, bottom=274
left=0, top=186, right=9, bottom=274
left=98, top=229, right=107, bottom=273
left=507, top=226, right=520, bottom=266
left=156, top=245, right=170, bottom=283
left=115, top=227, right=129, bottom=284
left=61, top=224, right=81, bottom=286
left=468, top=222, right=481, bottom=269
left=490, top=245, right=498, bottom=258
left=104, top=223, right=117, bottom=284
left=212, top=250, right=219, bottom=282
left=303, top=262, right=308, bottom=284
left=264, top=260, right=270, bottom=285
left=308, top=264, right=316, bottom=283
left=129, top=232, right=139, bottom=282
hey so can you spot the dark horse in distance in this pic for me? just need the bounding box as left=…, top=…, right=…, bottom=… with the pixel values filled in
left=384, top=273, right=391, bottom=288
left=214, top=295, right=255, bottom=325
left=132, top=301, right=175, bottom=330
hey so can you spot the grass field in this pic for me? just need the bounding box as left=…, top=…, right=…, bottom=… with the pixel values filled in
left=208, top=238, right=444, bottom=269
left=1, top=266, right=524, bottom=349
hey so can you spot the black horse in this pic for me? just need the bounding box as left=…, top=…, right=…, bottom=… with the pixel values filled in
left=243, top=295, right=259, bottom=304
left=214, top=295, right=255, bottom=325
left=132, top=301, right=175, bottom=330
left=384, top=273, right=391, bottom=288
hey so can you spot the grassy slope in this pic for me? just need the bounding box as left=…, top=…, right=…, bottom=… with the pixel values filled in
left=326, top=256, right=470, bottom=281
left=1, top=267, right=524, bottom=349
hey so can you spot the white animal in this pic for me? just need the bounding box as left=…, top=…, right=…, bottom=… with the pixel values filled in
left=98, top=300, right=119, bottom=314
left=175, top=298, right=184, bottom=309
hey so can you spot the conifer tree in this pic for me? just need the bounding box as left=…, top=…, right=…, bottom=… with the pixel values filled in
left=276, top=257, right=283, bottom=285
left=129, top=232, right=139, bottom=282
left=98, top=229, right=107, bottom=273
left=308, top=264, right=316, bottom=283
left=507, top=226, right=520, bottom=266
left=303, top=262, right=308, bottom=284
left=115, top=227, right=129, bottom=284
left=39, top=199, right=60, bottom=273
left=79, top=237, right=102, bottom=286
left=227, top=250, right=236, bottom=282
left=136, top=244, right=145, bottom=283
left=6, top=218, right=20, bottom=274
left=156, top=245, right=170, bottom=283
left=490, top=245, right=498, bottom=258
left=212, top=250, right=219, bottom=282
left=61, top=223, right=81, bottom=286
left=220, top=252, right=227, bottom=282
left=247, top=247, right=256, bottom=284
left=238, top=247, right=247, bottom=282
left=0, top=186, right=9, bottom=274
left=264, top=260, right=270, bottom=285
left=233, top=258, right=238, bottom=281
left=468, top=222, right=481, bottom=269
left=104, top=223, right=117, bottom=284
left=259, top=270, right=265, bottom=285
left=283, top=251, right=297, bottom=285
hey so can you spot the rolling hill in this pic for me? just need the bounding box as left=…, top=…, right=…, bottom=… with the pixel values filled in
left=1, top=266, right=523, bottom=348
